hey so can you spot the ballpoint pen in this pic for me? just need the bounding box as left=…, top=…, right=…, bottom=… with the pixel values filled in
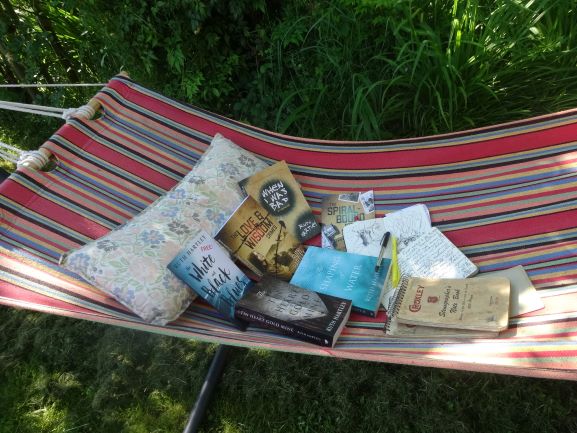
left=375, top=231, right=390, bottom=272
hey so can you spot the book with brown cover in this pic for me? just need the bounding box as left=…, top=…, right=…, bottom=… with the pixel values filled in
left=239, top=161, right=321, bottom=242
left=388, top=276, right=510, bottom=333
left=215, top=196, right=305, bottom=281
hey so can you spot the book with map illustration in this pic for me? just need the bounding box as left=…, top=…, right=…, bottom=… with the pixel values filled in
left=215, top=196, right=306, bottom=281
left=239, top=160, right=321, bottom=242
left=235, top=275, right=352, bottom=347
left=396, top=227, right=478, bottom=279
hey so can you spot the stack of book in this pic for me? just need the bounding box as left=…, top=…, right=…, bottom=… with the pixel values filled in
left=167, top=159, right=544, bottom=346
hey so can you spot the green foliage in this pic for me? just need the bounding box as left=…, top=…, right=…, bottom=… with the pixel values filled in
left=233, top=0, right=577, bottom=139
left=0, top=308, right=214, bottom=433
left=74, top=0, right=269, bottom=109
left=3, top=0, right=577, bottom=143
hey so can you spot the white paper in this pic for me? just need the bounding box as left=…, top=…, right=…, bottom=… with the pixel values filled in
left=397, top=227, right=478, bottom=279
left=343, top=204, right=431, bottom=257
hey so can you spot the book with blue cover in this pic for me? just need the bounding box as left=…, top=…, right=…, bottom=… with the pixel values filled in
left=289, top=246, right=391, bottom=317
left=168, top=230, right=253, bottom=327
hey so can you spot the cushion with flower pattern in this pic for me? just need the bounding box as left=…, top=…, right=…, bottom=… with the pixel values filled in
left=61, top=133, right=269, bottom=325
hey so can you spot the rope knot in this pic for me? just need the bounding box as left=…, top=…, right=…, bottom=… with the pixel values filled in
left=62, top=105, right=96, bottom=121
left=16, top=149, right=51, bottom=170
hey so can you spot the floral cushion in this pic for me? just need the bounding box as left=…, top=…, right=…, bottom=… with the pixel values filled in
left=61, top=134, right=269, bottom=325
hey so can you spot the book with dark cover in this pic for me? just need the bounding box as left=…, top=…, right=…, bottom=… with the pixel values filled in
left=215, top=196, right=306, bottom=281
left=239, top=160, right=321, bottom=242
left=168, top=230, right=253, bottom=327
left=234, top=275, right=352, bottom=347
left=321, top=190, right=375, bottom=250
left=289, top=246, right=391, bottom=317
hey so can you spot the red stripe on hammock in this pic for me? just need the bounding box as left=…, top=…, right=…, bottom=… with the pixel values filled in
left=445, top=209, right=577, bottom=247
left=109, top=79, right=577, bottom=169
left=4, top=181, right=111, bottom=239
left=58, top=126, right=177, bottom=190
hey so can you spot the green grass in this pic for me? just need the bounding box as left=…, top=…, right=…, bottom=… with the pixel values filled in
left=3, top=0, right=577, bottom=432
left=234, top=0, right=577, bottom=140
left=1, top=307, right=577, bottom=433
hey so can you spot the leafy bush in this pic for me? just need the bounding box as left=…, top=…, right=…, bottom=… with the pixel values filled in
left=235, top=0, right=577, bottom=139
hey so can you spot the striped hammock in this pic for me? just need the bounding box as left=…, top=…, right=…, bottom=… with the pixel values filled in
left=1, top=75, right=577, bottom=380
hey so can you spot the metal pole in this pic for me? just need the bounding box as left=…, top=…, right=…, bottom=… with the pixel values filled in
left=182, top=345, right=232, bottom=433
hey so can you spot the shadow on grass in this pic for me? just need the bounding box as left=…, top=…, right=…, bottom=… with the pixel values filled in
left=1, top=307, right=576, bottom=433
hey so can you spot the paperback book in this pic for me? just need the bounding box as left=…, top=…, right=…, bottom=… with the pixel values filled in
left=473, top=265, right=544, bottom=317
left=289, top=246, right=391, bottom=317
left=168, top=230, right=253, bottom=327
left=215, top=196, right=306, bottom=281
left=239, top=160, right=321, bottom=242
left=235, top=275, right=352, bottom=347
left=321, top=190, right=375, bottom=250
left=386, top=276, right=510, bottom=334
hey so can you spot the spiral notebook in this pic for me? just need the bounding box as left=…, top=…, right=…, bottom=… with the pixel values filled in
left=382, top=226, right=479, bottom=311
left=385, top=276, right=511, bottom=337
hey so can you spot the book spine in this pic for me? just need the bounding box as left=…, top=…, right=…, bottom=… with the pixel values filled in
left=384, top=276, right=410, bottom=334
left=351, top=305, right=377, bottom=318
left=235, top=307, right=333, bottom=347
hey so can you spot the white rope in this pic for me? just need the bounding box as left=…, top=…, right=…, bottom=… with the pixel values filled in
left=0, top=100, right=64, bottom=112
left=61, top=104, right=96, bottom=120
left=0, top=140, right=51, bottom=170
left=16, top=149, right=50, bottom=170
left=0, top=83, right=106, bottom=88
left=0, top=100, right=97, bottom=120
left=0, top=101, right=65, bottom=118
left=0, top=83, right=104, bottom=169
left=0, top=141, right=21, bottom=163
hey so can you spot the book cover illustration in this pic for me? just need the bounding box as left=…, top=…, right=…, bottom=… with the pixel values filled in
left=289, top=246, right=391, bottom=317
left=321, top=190, right=375, bottom=250
left=239, top=160, right=321, bottom=242
left=167, top=230, right=252, bottom=325
left=393, top=276, right=510, bottom=332
left=215, top=196, right=306, bottom=281
left=235, top=275, right=352, bottom=347
left=343, top=204, right=431, bottom=256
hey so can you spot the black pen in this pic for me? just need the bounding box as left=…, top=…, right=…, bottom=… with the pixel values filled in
left=375, top=231, right=391, bottom=272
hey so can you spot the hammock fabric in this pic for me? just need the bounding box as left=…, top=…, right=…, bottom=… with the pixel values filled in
left=2, top=75, right=577, bottom=380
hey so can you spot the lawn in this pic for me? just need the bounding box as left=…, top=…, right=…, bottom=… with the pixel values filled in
left=2, top=1, right=577, bottom=432
left=1, top=307, right=576, bottom=433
